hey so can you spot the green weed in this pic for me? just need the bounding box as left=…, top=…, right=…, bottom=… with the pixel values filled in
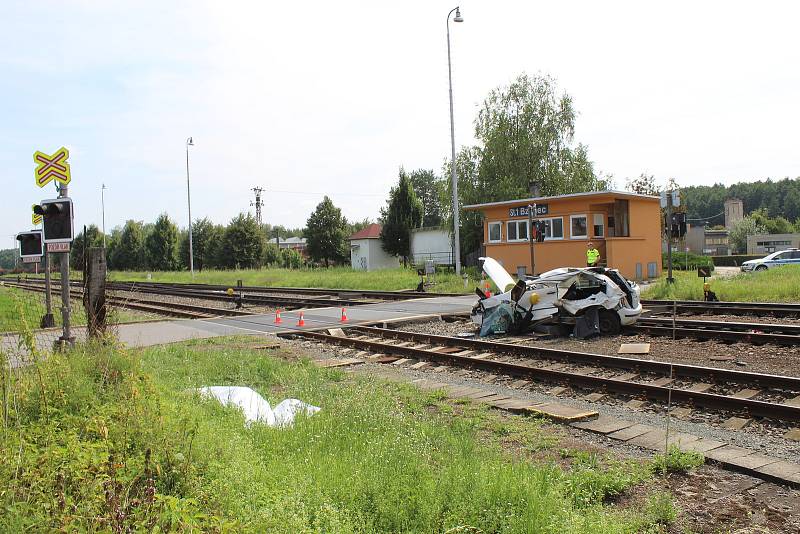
left=642, top=265, right=800, bottom=302
left=651, top=445, right=705, bottom=475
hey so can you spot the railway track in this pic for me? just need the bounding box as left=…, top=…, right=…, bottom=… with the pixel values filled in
left=3, top=281, right=252, bottom=319
left=633, top=317, right=800, bottom=346
left=643, top=299, right=800, bottom=318
left=283, top=325, right=800, bottom=424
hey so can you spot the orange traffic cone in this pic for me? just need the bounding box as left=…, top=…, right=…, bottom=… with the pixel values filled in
left=297, top=311, right=306, bottom=327
left=274, top=309, right=282, bottom=324
left=340, top=307, right=348, bottom=323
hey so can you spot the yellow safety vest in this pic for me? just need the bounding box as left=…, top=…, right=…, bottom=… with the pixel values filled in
left=586, top=248, right=600, bottom=265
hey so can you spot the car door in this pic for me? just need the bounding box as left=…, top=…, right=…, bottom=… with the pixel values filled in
left=790, top=251, right=800, bottom=266
left=769, top=251, right=791, bottom=267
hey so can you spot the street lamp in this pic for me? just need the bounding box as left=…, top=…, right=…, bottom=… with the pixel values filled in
left=447, top=6, right=463, bottom=275
left=185, top=137, right=195, bottom=276
left=101, top=183, right=107, bottom=248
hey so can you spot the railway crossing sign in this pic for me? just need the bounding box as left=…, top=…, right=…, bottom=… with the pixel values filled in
left=33, top=147, right=72, bottom=188
left=32, top=204, right=42, bottom=225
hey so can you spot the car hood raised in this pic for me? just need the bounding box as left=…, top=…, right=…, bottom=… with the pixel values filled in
left=479, top=257, right=516, bottom=293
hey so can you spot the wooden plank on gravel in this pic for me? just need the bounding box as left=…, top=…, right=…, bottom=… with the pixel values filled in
left=391, top=358, right=413, bottom=366
left=470, top=352, right=494, bottom=360
left=725, top=454, right=781, bottom=471
left=464, top=390, right=500, bottom=400
left=607, top=423, right=655, bottom=441
left=368, top=356, right=401, bottom=364
left=687, top=382, right=713, bottom=392
left=679, top=438, right=727, bottom=453
left=571, top=416, right=636, bottom=435
left=757, top=461, right=800, bottom=479
left=410, top=361, right=432, bottom=370
left=523, top=403, right=598, bottom=422
left=618, top=343, right=650, bottom=354
left=629, top=429, right=668, bottom=450
left=315, top=358, right=363, bottom=368
left=732, top=388, right=760, bottom=399
left=705, top=445, right=756, bottom=463
left=784, top=395, right=800, bottom=407
left=480, top=394, right=512, bottom=404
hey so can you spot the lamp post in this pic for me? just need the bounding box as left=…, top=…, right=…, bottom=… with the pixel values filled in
left=447, top=6, right=463, bottom=275
left=185, top=137, right=195, bottom=276
left=101, top=183, right=107, bottom=248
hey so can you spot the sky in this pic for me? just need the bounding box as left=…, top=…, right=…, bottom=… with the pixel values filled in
left=2, top=0, right=800, bottom=244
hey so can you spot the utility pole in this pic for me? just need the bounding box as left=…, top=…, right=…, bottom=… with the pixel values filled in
left=666, top=190, right=674, bottom=284
left=251, top=187, right=264, bottom=226
left=101, top=183, right=107, bottom=248
left=58, top=184, right=72, bottom=344
left=527, top=203, right=536, bottom=276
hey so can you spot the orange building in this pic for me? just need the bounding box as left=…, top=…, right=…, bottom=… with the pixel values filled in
left=463, top=190, right=662, bottom=280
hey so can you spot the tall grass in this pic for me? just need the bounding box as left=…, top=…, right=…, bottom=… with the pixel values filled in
left=642, top=265, right=800, bottom=302
left=107, top=266, right=476, bottom=294
left=0, top=336, right=677, bottom=532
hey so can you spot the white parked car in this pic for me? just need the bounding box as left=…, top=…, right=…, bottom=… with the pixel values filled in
left=471, top=257, right=642, bottom=337
left=740, top=249, right=800, bottom=271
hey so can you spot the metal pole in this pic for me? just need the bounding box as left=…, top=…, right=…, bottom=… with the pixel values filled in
left=447, top=7, right=462, bottom=276
left=43, top=249, right=54, bottom=327
left=59, top=184, right=72, bottom=344
left=186, top=138, right=194, bottom=276
left=101, top=184, right=106, bottom=248
left=527, top=204, right=536, bottom=276
left=666, top=191, right=674, bottom=283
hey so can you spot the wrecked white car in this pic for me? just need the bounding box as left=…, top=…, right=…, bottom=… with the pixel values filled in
left=471, top=257, right=642, bottom=338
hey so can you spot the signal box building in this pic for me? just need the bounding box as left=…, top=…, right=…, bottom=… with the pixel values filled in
left=463, top=190, right=662, bottom=280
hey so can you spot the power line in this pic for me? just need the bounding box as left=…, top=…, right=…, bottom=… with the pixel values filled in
left=687, top=211, right=724, bottom=222
left=268, top=190, right=385, bottom=198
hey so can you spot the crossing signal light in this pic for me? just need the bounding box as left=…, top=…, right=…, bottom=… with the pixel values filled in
left=16, top=230, right=44, bottom=258
left=666, top=212, right=687, bottom=239
left=34, top=198, right=74, bottom=243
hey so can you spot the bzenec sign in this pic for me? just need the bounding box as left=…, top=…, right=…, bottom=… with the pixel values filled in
left=509, top=204, right=549, bottom=218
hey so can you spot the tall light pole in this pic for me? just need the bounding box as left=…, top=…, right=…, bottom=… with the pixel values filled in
left=101, top=183, right=107, bottom=248
left=186, top=137, right=195, bottom=276
left=447, top=6, right=464, bottom=275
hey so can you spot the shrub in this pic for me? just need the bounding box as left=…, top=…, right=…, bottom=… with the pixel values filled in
left=651, top=445, right=704, bottom=475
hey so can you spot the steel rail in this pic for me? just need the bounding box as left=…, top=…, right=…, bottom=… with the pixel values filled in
left=346, top=325, right=800, bottom=390
left=287, top=328, right=800, bottom=422
left=632, top=318, right=800, bottom=346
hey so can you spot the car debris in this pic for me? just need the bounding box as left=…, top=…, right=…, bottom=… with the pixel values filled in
left=471, top=257, right=642, bottom=338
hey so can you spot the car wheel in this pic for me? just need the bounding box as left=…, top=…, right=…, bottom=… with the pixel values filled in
left=755, top=265, right=768, bottom=271
left=598, top=309, right=622, bottom=336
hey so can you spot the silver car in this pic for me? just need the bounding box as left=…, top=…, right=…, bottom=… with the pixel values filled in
left=471, top=257, right=642, bottom=337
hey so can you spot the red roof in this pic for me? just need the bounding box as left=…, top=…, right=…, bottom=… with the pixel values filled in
left=350, top=223, right=382, bottom=240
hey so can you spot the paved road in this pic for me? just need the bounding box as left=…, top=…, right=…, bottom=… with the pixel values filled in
left=2, top=295, right=476, bottom=365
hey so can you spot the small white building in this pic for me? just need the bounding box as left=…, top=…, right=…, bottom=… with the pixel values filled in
left=349, top=224, right=398, bottom=271
left=410, top=227, right=453, bottom=266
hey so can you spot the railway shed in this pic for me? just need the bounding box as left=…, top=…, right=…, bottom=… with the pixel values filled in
left=464, top=190, right=662, bottom=280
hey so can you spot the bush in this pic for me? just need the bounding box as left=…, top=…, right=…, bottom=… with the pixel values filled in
left=661, top=252, right=714, bottom=271
left=651, top=445, right=704, bottom=475
left=711, top=254, right=762, bottom=267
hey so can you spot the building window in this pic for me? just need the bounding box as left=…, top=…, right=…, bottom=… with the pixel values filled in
left=593, top=214, right=604, bottom=238
left=507, top=220, right=529, bottom=242
left=570, top=215, right=588, bottom=239
left=488, top=222, right=502, bottom=243
left=535, top=217, right=563, bottom=239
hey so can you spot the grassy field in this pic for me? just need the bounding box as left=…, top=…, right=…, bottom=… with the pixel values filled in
left=107, top=267, right=477, bottom=294
left=0, top=336, right=696, bottom=532
left=642, top=265, right=800, bottom=302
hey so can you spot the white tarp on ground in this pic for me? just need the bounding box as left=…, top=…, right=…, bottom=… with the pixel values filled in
left=198, top=386, right=320, bottom=427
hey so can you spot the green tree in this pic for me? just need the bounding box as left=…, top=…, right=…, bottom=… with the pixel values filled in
left=304, top=196, right=348, bottom=267
left=347, top=218, right=374, bottom=236
left=111, top=220, right=146, bottom=271
left=625, top=174, right=660, bottom=196
left=729, top=216, right=767, bottom=254
left=69, top=225, right=105, bottom=270
left=450, top=73, right=608, bottom=259
left=179, top=218, right=224, bottom=271
left=263, top=243, right=281, bottom=266
left=280, top=248, right=303, bottom=269
left=221, top=213, right=265, bottom=269
left=145, top=213, right=180, bottom=271
left=406, top=168, right=446, bottom=227
left=0, top=249, right=16, bottom=270
left=380, top=171, right=423, bottom=266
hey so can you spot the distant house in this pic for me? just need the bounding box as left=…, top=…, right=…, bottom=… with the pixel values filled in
left=349, top=224, right=398, bottom=271
left=747, top=233, right=800, bottom=255
left=410, top=227, right=453, bottom=266
left=267, top=236, right=307, bottom=255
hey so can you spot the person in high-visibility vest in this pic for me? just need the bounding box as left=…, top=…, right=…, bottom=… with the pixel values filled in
left=586, top=242, right=600, bottom=267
